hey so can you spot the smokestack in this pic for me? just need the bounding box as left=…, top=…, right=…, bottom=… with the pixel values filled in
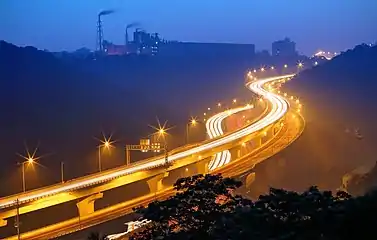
left=125, top=22, right=139, bottom=46
left=125, top=28, right=129, bottom=46
left=96, top=10, right=115, bottom=53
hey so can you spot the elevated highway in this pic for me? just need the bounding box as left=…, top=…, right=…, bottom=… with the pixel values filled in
left=0, top=74, right=295, bottom=232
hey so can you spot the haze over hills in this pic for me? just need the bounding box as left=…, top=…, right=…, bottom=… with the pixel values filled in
left=0, top=41, right=265, bottom=196
left=250, top=44, right=377, bottom=197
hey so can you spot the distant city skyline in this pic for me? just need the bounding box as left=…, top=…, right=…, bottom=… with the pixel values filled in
left=1, top=0, right=377, bottom=55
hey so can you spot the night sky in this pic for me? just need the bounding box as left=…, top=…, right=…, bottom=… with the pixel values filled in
left=1, top=0, right=377, bottom=55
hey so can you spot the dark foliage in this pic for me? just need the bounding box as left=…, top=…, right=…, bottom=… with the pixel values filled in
left=87, top=231, right=105, bottom=240
left=131, top=174, right=250, bottom=240
left=127, top=174, right=377, bottom=240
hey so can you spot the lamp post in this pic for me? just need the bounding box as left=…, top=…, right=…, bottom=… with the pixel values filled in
left=61, top=161, right=64, bottom=183
left=97, top=136, right=112, bottom=173
left=186, top=118, right=197, bottom=144
left=17, top=157, right=34, bottom=192
left=15, top=198, right=20, bottom=240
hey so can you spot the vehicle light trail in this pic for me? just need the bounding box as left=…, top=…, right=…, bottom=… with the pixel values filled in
left=0, top=74, right=294, bottom=209
left=206, top=108, right=245, bottom=171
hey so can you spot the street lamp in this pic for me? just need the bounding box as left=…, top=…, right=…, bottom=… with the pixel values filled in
left=186, top=117, right=198, bottom=144
left=18, top=158, right=34, bottom=192
left=97, top=134, right=113, bottom=172
left=284, top=64, right=288, bottom=68
left=16, top=146, right=41, bottom=193
left=232, top=98, right=237, bottom=104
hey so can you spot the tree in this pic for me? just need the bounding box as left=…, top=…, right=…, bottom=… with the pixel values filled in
left=87, top=231, right=105, bottom=240
left=130, top=174, right=251, bottom=240
left=218, top=186, right=350, bottom=240
left=128, top=173, right=377, bottom=240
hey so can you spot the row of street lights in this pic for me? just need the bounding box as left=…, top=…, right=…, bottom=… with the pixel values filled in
left=249, top=62, right=306, bottom=74
left=14, top=71, right=292, bottom=193
left=15, top=136, right=114, bottom=192
left=15, top=123, right=174, bottom=193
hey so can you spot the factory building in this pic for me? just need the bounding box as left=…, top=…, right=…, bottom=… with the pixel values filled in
left=102, top=29, right=161, bottom=56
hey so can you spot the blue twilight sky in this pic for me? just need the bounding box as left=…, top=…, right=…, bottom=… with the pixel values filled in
left=1, top=0, right=376, bottom=55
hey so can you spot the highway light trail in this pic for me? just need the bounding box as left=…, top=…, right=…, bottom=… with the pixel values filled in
left=206, top=107, right=248, bottom=171
left=0, top=74, right=294, bottom=208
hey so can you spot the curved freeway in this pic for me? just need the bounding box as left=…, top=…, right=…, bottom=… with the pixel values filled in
left=0, top=74, right=294, bottom=209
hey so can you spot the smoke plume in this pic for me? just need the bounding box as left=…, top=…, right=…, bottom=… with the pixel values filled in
left=99, top=10, right=115, bottom=16
left=126, top=22, right=140, bottom=29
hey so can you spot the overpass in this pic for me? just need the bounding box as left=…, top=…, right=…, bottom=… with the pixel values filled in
left=0, top=74, right=295, bottom=229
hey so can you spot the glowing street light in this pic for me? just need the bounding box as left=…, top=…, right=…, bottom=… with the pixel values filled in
left=17, top=145, right=41, bottom=192
left=232, top=99, right=237, bottom=104
left=253, top=69, right=257, bottom=73
left=217, top=102, right=221, bottom=107
left=270, top=66, right=274, bottom=70
left=261, top=67, right=265, bottom=72
left=284, top=64, right=288, bottom=68
left=97, top=133, right=114, bottom=172
left=149, top=117, right=173, bottom=145
left=186, top=117, right=198, bottom=144
left=298, top=62, right=303, bottom=68
left=314, top=61, right=318, bottom=66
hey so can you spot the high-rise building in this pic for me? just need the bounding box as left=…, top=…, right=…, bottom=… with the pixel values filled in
left=272, top=38, right=296, bottom=57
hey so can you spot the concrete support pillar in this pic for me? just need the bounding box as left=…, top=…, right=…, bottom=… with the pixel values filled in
left=253, top=137, right=262, bottom=148
left=0, top=219, right=7, bottom=227
left=195, top=161, right=209, bottom=174
left=147, top=172, right=169, bottom=194
left=229, top=146, right=240, bottom=160
left=273, top=125, right=278, bottom=136
left=245, top=172, right=256, bottom=189
left=76, top=192, right=103, bottom=217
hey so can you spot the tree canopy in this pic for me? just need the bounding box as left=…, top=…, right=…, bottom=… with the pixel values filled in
left=128, top=173, right=377, bottom=240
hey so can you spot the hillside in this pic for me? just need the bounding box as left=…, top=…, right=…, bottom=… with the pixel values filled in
left=254, top=44, right=377, bottom=194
